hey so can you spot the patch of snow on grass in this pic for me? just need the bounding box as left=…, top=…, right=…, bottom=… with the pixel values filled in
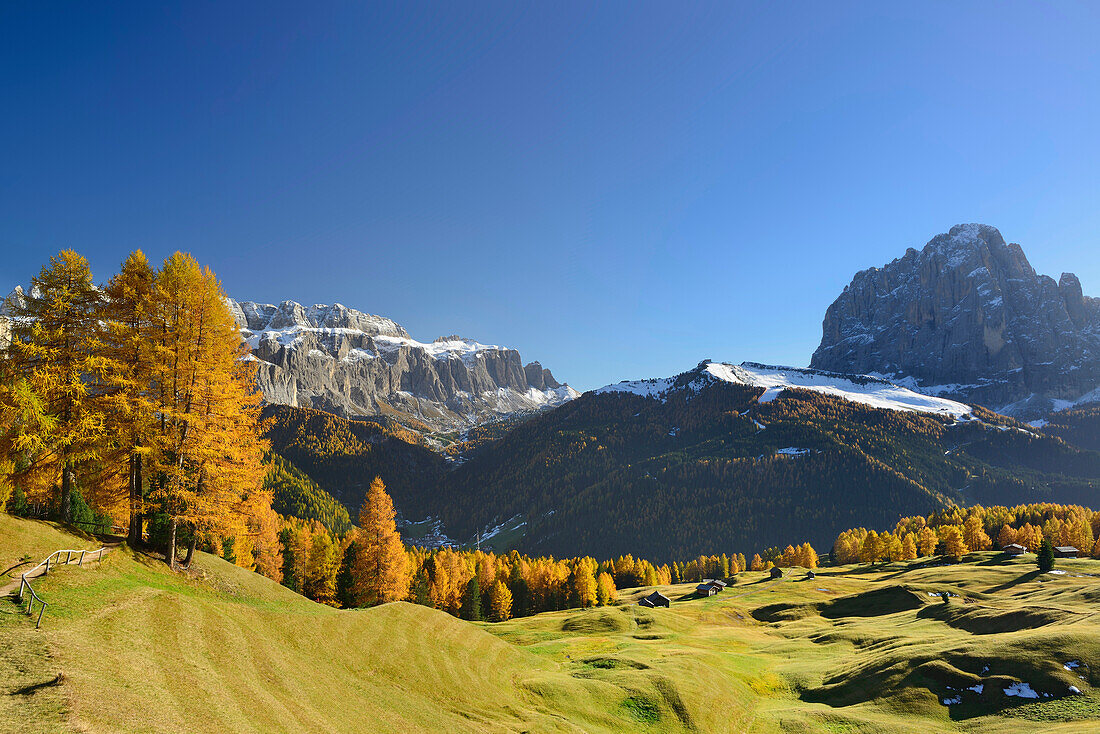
left=775, top=447, right=812, bottom=457
left=1070, top=686, right=1082, bottom=695
left=1004, top=682, right=1039, bottom=699
left=1064, top=661, right=1081, bottom=671
left=1048, top=570, right=1066, bottom=575
left=941, top=695, right=962, bottom=706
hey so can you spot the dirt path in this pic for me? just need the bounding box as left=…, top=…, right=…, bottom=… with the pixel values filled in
left=1, top=541, right=121, bottom=598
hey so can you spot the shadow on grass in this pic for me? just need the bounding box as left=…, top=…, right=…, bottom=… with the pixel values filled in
left=10, top=672, right=64, bottom=696
left=984, top=570, right=1041, bottom=594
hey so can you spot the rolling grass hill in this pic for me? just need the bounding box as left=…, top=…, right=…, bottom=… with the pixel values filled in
left=5, top=514, right=1100, bottom=733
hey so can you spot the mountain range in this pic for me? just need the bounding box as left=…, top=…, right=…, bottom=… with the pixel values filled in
left=228, top=298, right=578, bottom=433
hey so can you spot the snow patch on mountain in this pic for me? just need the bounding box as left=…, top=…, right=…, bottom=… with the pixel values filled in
left=596, top=361, right=974, bottom=419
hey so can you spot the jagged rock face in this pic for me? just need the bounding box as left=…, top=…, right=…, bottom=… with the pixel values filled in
left=811, top=224, right=1100, bottom=416
left=229, top=299, right=578, bottom=431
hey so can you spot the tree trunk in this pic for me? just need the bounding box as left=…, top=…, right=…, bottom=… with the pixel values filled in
left=60, top=465, right=73, bottom=523
left=127, top=454, right=143, bottom=547
left=182, top=529, right=197, bottom=569
left=167, top=516, right=178, bottom=570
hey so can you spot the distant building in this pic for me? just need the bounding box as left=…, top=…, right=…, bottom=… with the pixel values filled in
left=703, top=579, right=728, bottom=589
left=770, top=567, right=783, bottom=579
left=638, top=591, right=671, bottom=608
left=696, top=583, right=719, bottom=597
left=1055, top=546, right=1079, bottom=558
left=1002, top=543, right=1027, bottom=556
left=806, top=570, right=816, bottom=579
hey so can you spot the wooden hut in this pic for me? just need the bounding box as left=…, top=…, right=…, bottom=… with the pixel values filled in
left=769, top=566, right=783, bottom=580
left=1002, top=543, right=1027, bottom=556
left=638, top=591, right=671, bottom=608
left=1055, top=546, right=1079, bottom=558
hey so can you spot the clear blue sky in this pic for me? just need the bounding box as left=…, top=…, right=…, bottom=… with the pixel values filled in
left=2, top=2, right=1098, bottom=391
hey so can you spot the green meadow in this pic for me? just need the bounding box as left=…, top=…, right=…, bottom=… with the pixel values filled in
left=3, top=514, right=1099, bottom=733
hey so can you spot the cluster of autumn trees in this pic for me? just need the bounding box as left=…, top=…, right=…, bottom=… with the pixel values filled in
left=277, top=476, right=637, bottom=620
left=832, top=503, right=1100, bottom=564
left=0, top=250, right=279, bottom=571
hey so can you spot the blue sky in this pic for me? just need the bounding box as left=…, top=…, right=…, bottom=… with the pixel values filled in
left=2, top=2, right=1098, bottom=391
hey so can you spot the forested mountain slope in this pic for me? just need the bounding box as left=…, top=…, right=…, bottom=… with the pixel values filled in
left=262, top=405, right=446, bottom=518
left=427, top=362, right=1100, bottom=560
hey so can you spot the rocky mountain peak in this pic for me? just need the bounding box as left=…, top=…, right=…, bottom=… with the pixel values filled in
left=811, top=225, right=1100, bottom=417
left=226, top=297, right=577, bottom=431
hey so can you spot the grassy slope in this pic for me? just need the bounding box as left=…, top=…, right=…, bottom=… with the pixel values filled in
left=489, top=557, right=1100, bottom=733
left=5, top=514, right=1100, bottom=733
left=0, top=515, right=674, bottom=734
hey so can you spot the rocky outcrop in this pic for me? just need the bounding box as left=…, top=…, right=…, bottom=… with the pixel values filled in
left=230, top=299, right=578, bottom=431
left=811, top=224, right=1100, bottom=416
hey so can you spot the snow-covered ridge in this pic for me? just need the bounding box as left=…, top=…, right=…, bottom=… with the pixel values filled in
left=596, top=360, right=974, bottom=418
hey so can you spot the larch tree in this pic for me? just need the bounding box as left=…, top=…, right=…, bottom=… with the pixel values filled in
left=0, top=371, right=57, bottom=509
left=962, top=515, right=991, bottom=551
left=901, top=534, right=918, bottom=561
left=2, top=251, right=107, bottom=522
left=595, top=571, right=617, bottom=606
left=101, top=251, right=159, bottom=545
left=487, top=580, right=513, bottom=622
left=940, top=526, right=968, bottom=558
left=352, top=476, right=410, bottom=606
left=148, top=252, right=268, bottom=568
left=996, top=524, right=1018, bottom=550
left=573, top=561, right=598, bottom=608
left=918, top=527, right=938, bottom=557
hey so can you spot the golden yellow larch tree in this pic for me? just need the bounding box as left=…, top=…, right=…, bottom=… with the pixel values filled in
left=572, top=560, right=598, bottom=607
left=487, top=580, right=513, bottom=622
left=2, top=251, right=108, bottom=522
left=147, top=253, right=268, bottom=568
left=962, top=514, right=991, bottom=551
left=917, top=526, right=939, bottom=556
left=996, top=524, right=1018, bottom=549
left=101, top=250, right=160, bottom=545
left=901, top=534, right=918, bottom=561
left=939, top=525, right=968, bottom=558
left=352, top=476, right=410, bottom=606
left=595, top=571, right=617, bottom=606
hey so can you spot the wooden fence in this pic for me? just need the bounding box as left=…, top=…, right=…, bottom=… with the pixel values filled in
left=15, top=547, right=106, bottom=629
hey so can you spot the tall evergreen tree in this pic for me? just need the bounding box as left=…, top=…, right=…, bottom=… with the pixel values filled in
left=460, top=577, right=482, bottom=620
left=1037, top=538, right=1055, bottom=572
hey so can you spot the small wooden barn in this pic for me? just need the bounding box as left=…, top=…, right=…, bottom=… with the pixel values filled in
left=770, top=567, right=783, bottom=579
left=806, top=570, right=816, bottom=579
left=638, top=591, right=671, bottom=608
left=703, top=579, right=728, bottom=589
left=1055, top=546, right=1079, bottom=558
left=1002, top=543, right=1027, bottom=556
left=696, top=583, right=719, bottom=597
